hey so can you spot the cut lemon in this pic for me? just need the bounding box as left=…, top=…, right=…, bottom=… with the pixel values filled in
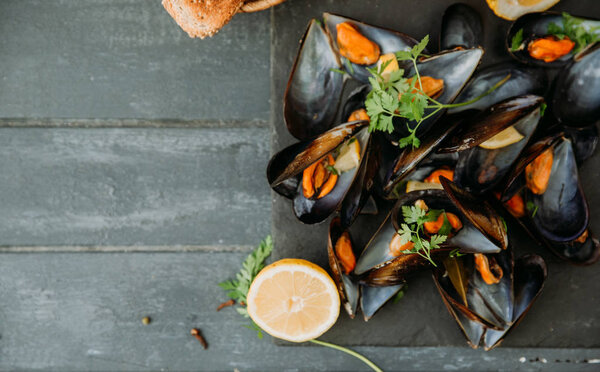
left=406, top=180, right=444, bottom=193
left=486, top=0, right=560, bottom=21
left=246, top=258, right=340, bottom=343
left=334, top=138, right=361, bottom=173
left=479, top=126, right=524, bottom=150
left=376, top=53, right=400, bottom=82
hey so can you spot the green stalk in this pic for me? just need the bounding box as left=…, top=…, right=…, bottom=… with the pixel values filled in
left=309, top=339, right=383, bottom=372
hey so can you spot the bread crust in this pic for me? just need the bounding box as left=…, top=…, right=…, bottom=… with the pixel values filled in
left=162, top=0, right=244, bottom=38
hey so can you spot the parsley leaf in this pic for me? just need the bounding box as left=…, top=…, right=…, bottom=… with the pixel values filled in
left=511, top=28, right=524, bottom=52
left=325, top=165, right=339, bottom=175
left=540, top=102, right=547, bottom=117
left=548, top=12, right=600, bottom=53
left=526, top=201, right=539, bottom=218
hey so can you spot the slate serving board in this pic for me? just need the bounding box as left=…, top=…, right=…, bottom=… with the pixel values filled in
left=271, top=0, right=600, bottom=347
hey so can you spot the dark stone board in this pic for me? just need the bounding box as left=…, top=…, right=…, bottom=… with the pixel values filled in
left=271, top=0, right=600, bottom=347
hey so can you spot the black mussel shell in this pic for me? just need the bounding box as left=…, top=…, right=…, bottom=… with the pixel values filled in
left=293, top=127, right=371, bottom=224
left=323, top=13, right=419, bottom=84
left=360, top=284, right=404, bottom=321
left=382, top=113, right=463, bottom=196
left=506, top=12, right=600, bottom=68
left=482, top=255, right=546, bottom=350
left=439, top=95, right=544, bottom=153
left=552, top=43, right=600, bottom=127
left=564, top=125, right=599, bottom=164
left=454, top=100, right=543, bottom=194
left=441, top=178, right=508, bottom=251
left=449, top=63, right=548, bottom=115
left=547, top=228, right=600, bottom=265
left=328, top=217, right=360, bottom=317
left=391, top=47, right=484, bottom=141
left=528, top=137, right=589, bottom=242
left=341, top=84, right=370, bottom=123
left=440, top=3, right=483, bottom=50
left=284, top=19, right=345, bottom=140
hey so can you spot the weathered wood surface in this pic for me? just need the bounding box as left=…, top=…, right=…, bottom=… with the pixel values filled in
left=0, top=0, right=270, bottom=121
left=1, top=252, right=599, bottom=372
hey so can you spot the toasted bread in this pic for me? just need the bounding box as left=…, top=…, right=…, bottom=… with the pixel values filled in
left=162, top=0, right=244, bottom=38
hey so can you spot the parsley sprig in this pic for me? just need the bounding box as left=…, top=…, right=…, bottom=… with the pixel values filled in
left=397, top=205, right=452, bottom=266
left=511, top=28, right=524, bottom=52
left=365, top=35, right=507, bottom=149
left=548, top=12, right=600, bottom=53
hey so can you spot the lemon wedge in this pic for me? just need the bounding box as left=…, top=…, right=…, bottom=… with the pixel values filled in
left=479, top=126, right=524, bottom=150
left=406, top=180, right=444, bottom=193
left=376, top=53, right=400, bottom=82
left=486, top=0, right=561, bottom=21
left=334, top=138, right=361, bottom=173
left=246, top=258, right=340, bottom=343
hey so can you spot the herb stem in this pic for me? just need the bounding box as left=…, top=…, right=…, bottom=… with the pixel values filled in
left=309, top=339, right=383, bottom=372
left=440, top=74, right=511, bottom=109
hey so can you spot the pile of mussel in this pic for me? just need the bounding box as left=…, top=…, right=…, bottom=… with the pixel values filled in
left=267, top=5, right=599, bottom=349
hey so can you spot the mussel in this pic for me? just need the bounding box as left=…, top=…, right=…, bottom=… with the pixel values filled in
left=453, top=95, right=544, bottom=194
left=323, top=13, right=419, bottom=84
left=328, top=217, right=360, bottom=317
left=440, top=3, right=483, bottom=50
left=284, top=19, right=345, bottom=140
left=434, top=251, right=547, bottom=350
left=551, top=42, right=600, bottom=127
left=267, top=121, right=371, bottom=224
left=507, top=12, right=600, bottom=68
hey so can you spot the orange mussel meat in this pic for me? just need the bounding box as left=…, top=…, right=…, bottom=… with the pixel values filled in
left=389, top=233, right=415, bottom=257
left=424, top=168, right=455, bottom=184
left=400, top=76, right=445, bottom=100
left=424, top=212, right=462, bottom=234
left=528, top=36, right=575, bottom=63
left=336, top=22, right=381, bottom=65
left=347, top=108, right=370, bottom=122
left=474, top=253, right=503, bottom=285
left=525, top=148, right=553, bottom=195
left=335, top=231, right=356, bottom=274
left=302, top=154, right=338, bottom=199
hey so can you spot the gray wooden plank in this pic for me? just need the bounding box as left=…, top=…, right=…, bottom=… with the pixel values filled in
left=0, top=252, right=599, bottom=371
left=0, top=0, right=270, bottom=121
left=0, top=127, right=270, bottom=247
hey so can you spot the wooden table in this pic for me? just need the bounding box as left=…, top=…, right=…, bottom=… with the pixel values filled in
left=0, top=1, right=598, bottom=370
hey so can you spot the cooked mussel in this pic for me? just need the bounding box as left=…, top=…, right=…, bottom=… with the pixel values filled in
left=440, top=3, right=483, bottom=50
left=284, top=19, right=345, bottom=140
left=507, top=12, right=600, bottom=67
left=564, top=125, right=599, bottom=164
left=267, top=121, right=371, bottom=224
left=328, top=217, right=360, bottom=317
left=453, top=95, right=544, bottom=194
left=552, top=42, right=600, bottom=127
left=434, top=253, right=546, bottom=350
left=323, top=13, right=419, bottom=84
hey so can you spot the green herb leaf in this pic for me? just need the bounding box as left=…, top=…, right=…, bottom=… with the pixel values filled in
left=526, top=201, right=539, bottom=218
left=392, top=286, right=407, bottom=304
left=329, top=68, right=346, bottom=75
left=548, top=12, right=600, bottom=53
left=218, top=235, right=273, bottom=303
left=511, top=28, right=524, bottom=51
left=412, top=35, right=429, bottom=58
left=540, top=102, right=547, bottom=117
left=325, top=165, right=339, bottom=175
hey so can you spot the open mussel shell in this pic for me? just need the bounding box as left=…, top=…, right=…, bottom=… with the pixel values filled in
left=482, top=255, right=547, bottom=350
left=360, top=284, right=404, bottom=321
left=434, top=248, right=514, bottom=331
left=328, top=217, right=360, bottom=318
left=506, top=12, right=600, bottom=68
left=435, top=254, right=546, bottom=350
left=440, top=3, right=483, bottom=50
left=448, top=63, right=548, bottom=115
left=323, top=13, right=419, bottom=84
left=284, top=19, right=345, bottom=140
left=552, top=43, right=600, bottom=127
left=382, top=114, right=462, bottom=196
left=547, top=229, right=600, bottom=265
left=454, top=98, right=543, bottom=194
left=341, top=84, right=370, bottom=123
left=441, top=178, right=508, bottom=252
left=528, top=137, right=589, bottom=243
left=439, top=95, right=544, bottom=153
left=267, top=121, right=369, bottom=224
left=391, top=47, right=484, bottom=140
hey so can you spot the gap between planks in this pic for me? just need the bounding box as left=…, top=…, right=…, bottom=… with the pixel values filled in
left=0, top=245, right=254, bottom=253
left=0, top=118, right=268, bottom=128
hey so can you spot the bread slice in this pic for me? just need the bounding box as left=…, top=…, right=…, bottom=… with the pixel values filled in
left=162, top=0, right=244, bottom=38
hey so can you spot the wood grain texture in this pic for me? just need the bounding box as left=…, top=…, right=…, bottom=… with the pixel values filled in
left=0, top=0, right=270, bottom=120
left=0, top=127, right=270, bottom=247
left=0, top=252, right=599, bottom=372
